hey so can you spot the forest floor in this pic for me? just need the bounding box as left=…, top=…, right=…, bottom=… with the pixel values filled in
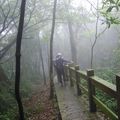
left=23, top=80, right=109, bottom=120
left=24, top=83, right=58, bottom=120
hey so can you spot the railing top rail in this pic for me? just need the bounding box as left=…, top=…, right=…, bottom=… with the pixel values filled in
left=76, top=70, right=87, bottom=79
left=64, top=64, right=120, bottom=120
left=69, top=67, right=75, bottom=71
left=90, top=76, right=117, bottom=98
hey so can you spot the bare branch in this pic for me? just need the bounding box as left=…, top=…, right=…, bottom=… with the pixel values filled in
left=85, top=0, right=97, bottom=10
left=0, top=54, right=14, bottom=64
left=24, top=0, right=36, bottom=28
left=0, top=3, right=5, bottom=17
left=0, top=39, right=16, bottom=60
left=0, top=0, right=19, bottom=34
left=0, top=24, right=15, bottom=41
left=24, top=17, right=51, bottom=31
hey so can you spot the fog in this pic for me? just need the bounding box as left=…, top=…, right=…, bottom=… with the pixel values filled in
left=1, top=0, right=120, bottom=81
left=1, top=0, right=120, bottom=119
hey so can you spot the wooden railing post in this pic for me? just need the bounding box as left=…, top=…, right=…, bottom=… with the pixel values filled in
left=116, top=75, right=120, bottom=120
left=75, top=65, right=81, bottom=96
left=64, top=65, right=68, bottom=81
left=69, top=63, right=74, bottom=87
left=87, top=69, right=96, bottom=112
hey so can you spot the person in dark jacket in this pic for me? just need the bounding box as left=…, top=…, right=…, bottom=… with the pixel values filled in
left=54, top=53, right=70, bottom=86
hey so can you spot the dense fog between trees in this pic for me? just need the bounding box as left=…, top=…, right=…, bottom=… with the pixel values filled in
left=0, top=0, right=120, bottom=118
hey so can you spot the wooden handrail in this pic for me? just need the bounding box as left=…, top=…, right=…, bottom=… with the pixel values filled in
left=90, top=76, right=116, bottom=98
left=64, top=64, right=120, bottom=120
left=77, top=70, right=87, bottom=80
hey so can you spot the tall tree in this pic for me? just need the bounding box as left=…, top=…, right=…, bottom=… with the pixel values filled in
left=15, top=0, right=26, bottom=119
left=63, top=0, right=77, bottom=63
left=68, top=21, right=77, bottom=63
left=90, top=0, right=99, bottom=68
left=90, top=0, right=107, bottom=68
left=49, top=0, right=57, bottom=99
left=39, top=36, right=46, bottom=85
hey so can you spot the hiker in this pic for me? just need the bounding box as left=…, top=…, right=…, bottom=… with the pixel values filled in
left=53, top=53, right=70, bottom=86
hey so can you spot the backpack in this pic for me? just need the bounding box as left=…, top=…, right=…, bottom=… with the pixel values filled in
left=55, top=58, right=64, bottom=70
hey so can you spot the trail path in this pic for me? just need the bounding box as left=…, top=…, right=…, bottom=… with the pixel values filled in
left=54, top=77, right=107, bottom=120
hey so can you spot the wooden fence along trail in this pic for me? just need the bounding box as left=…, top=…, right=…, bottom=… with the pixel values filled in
left=54, top=63, right=120, bottom=120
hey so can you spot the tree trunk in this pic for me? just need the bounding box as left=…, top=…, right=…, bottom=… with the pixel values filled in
left=15, top=0, right=26, bottom=120
left=90, top=0, right=99, bottom=69
left=49, top=0, right=57, bottom=99
left=39, top=39, right=46, bottom=85
left=63, top=0, right=77, bottom=63
left=68, top=21, right=77, bottom=63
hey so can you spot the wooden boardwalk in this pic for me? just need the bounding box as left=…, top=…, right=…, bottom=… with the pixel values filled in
left=54, top=77, right=106, bottom=120
left=55, top=84, right=87, bottom=120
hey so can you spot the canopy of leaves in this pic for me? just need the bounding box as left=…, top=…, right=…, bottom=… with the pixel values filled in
left=101, top=0, right=120, bottom=27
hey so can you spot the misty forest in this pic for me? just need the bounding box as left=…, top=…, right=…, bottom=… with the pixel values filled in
left=1, top=0, right=120, bottom=120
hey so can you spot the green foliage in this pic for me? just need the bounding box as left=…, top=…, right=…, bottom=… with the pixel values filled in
left=0, top=81, right=15, bottom=112
left=0, top=75, right=34, bottom=120
left=21, top=80, right=32, bottom=98
left=96, top=89, right=117, bottom=113
left=0, top=108, right=17, bottom=120
left=101, top=0, right=120, bottom=27
left=94, top=66, right=118, bottom=113
left=112, top=43, right=120, bottom=71
left=95, top=69, right=115, bottom=83
left=0, top=114, right=10, bottom=120
left=81, top=68, right=117, bottom=113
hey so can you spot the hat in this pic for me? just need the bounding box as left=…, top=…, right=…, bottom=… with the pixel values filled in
left=57, top=53, right=62, bottom=56
left=56, top=53, right=62, bottom=59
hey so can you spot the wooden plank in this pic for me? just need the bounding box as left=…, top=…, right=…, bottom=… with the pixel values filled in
left=77, top=70, right=87, bottom=80
left=72, top=77, right=76, bottom=83
left=69, top=64, right=74, bottom=87
left=93, top=96, right=118, bottom=120
left=70, top=67, right=75, bottom=71
left=64, top=65, right=69, bottom=81
left=71, top=73, right=76, bottom=78
left=75, top=65, right=81, bottom=96
left=87, top=69, right=96, bottom=112
left=80, top=84, right=88, bottom=93
left=90, top=76, right=117, bottom=98
left=70, top=67, right=76, bottom=78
